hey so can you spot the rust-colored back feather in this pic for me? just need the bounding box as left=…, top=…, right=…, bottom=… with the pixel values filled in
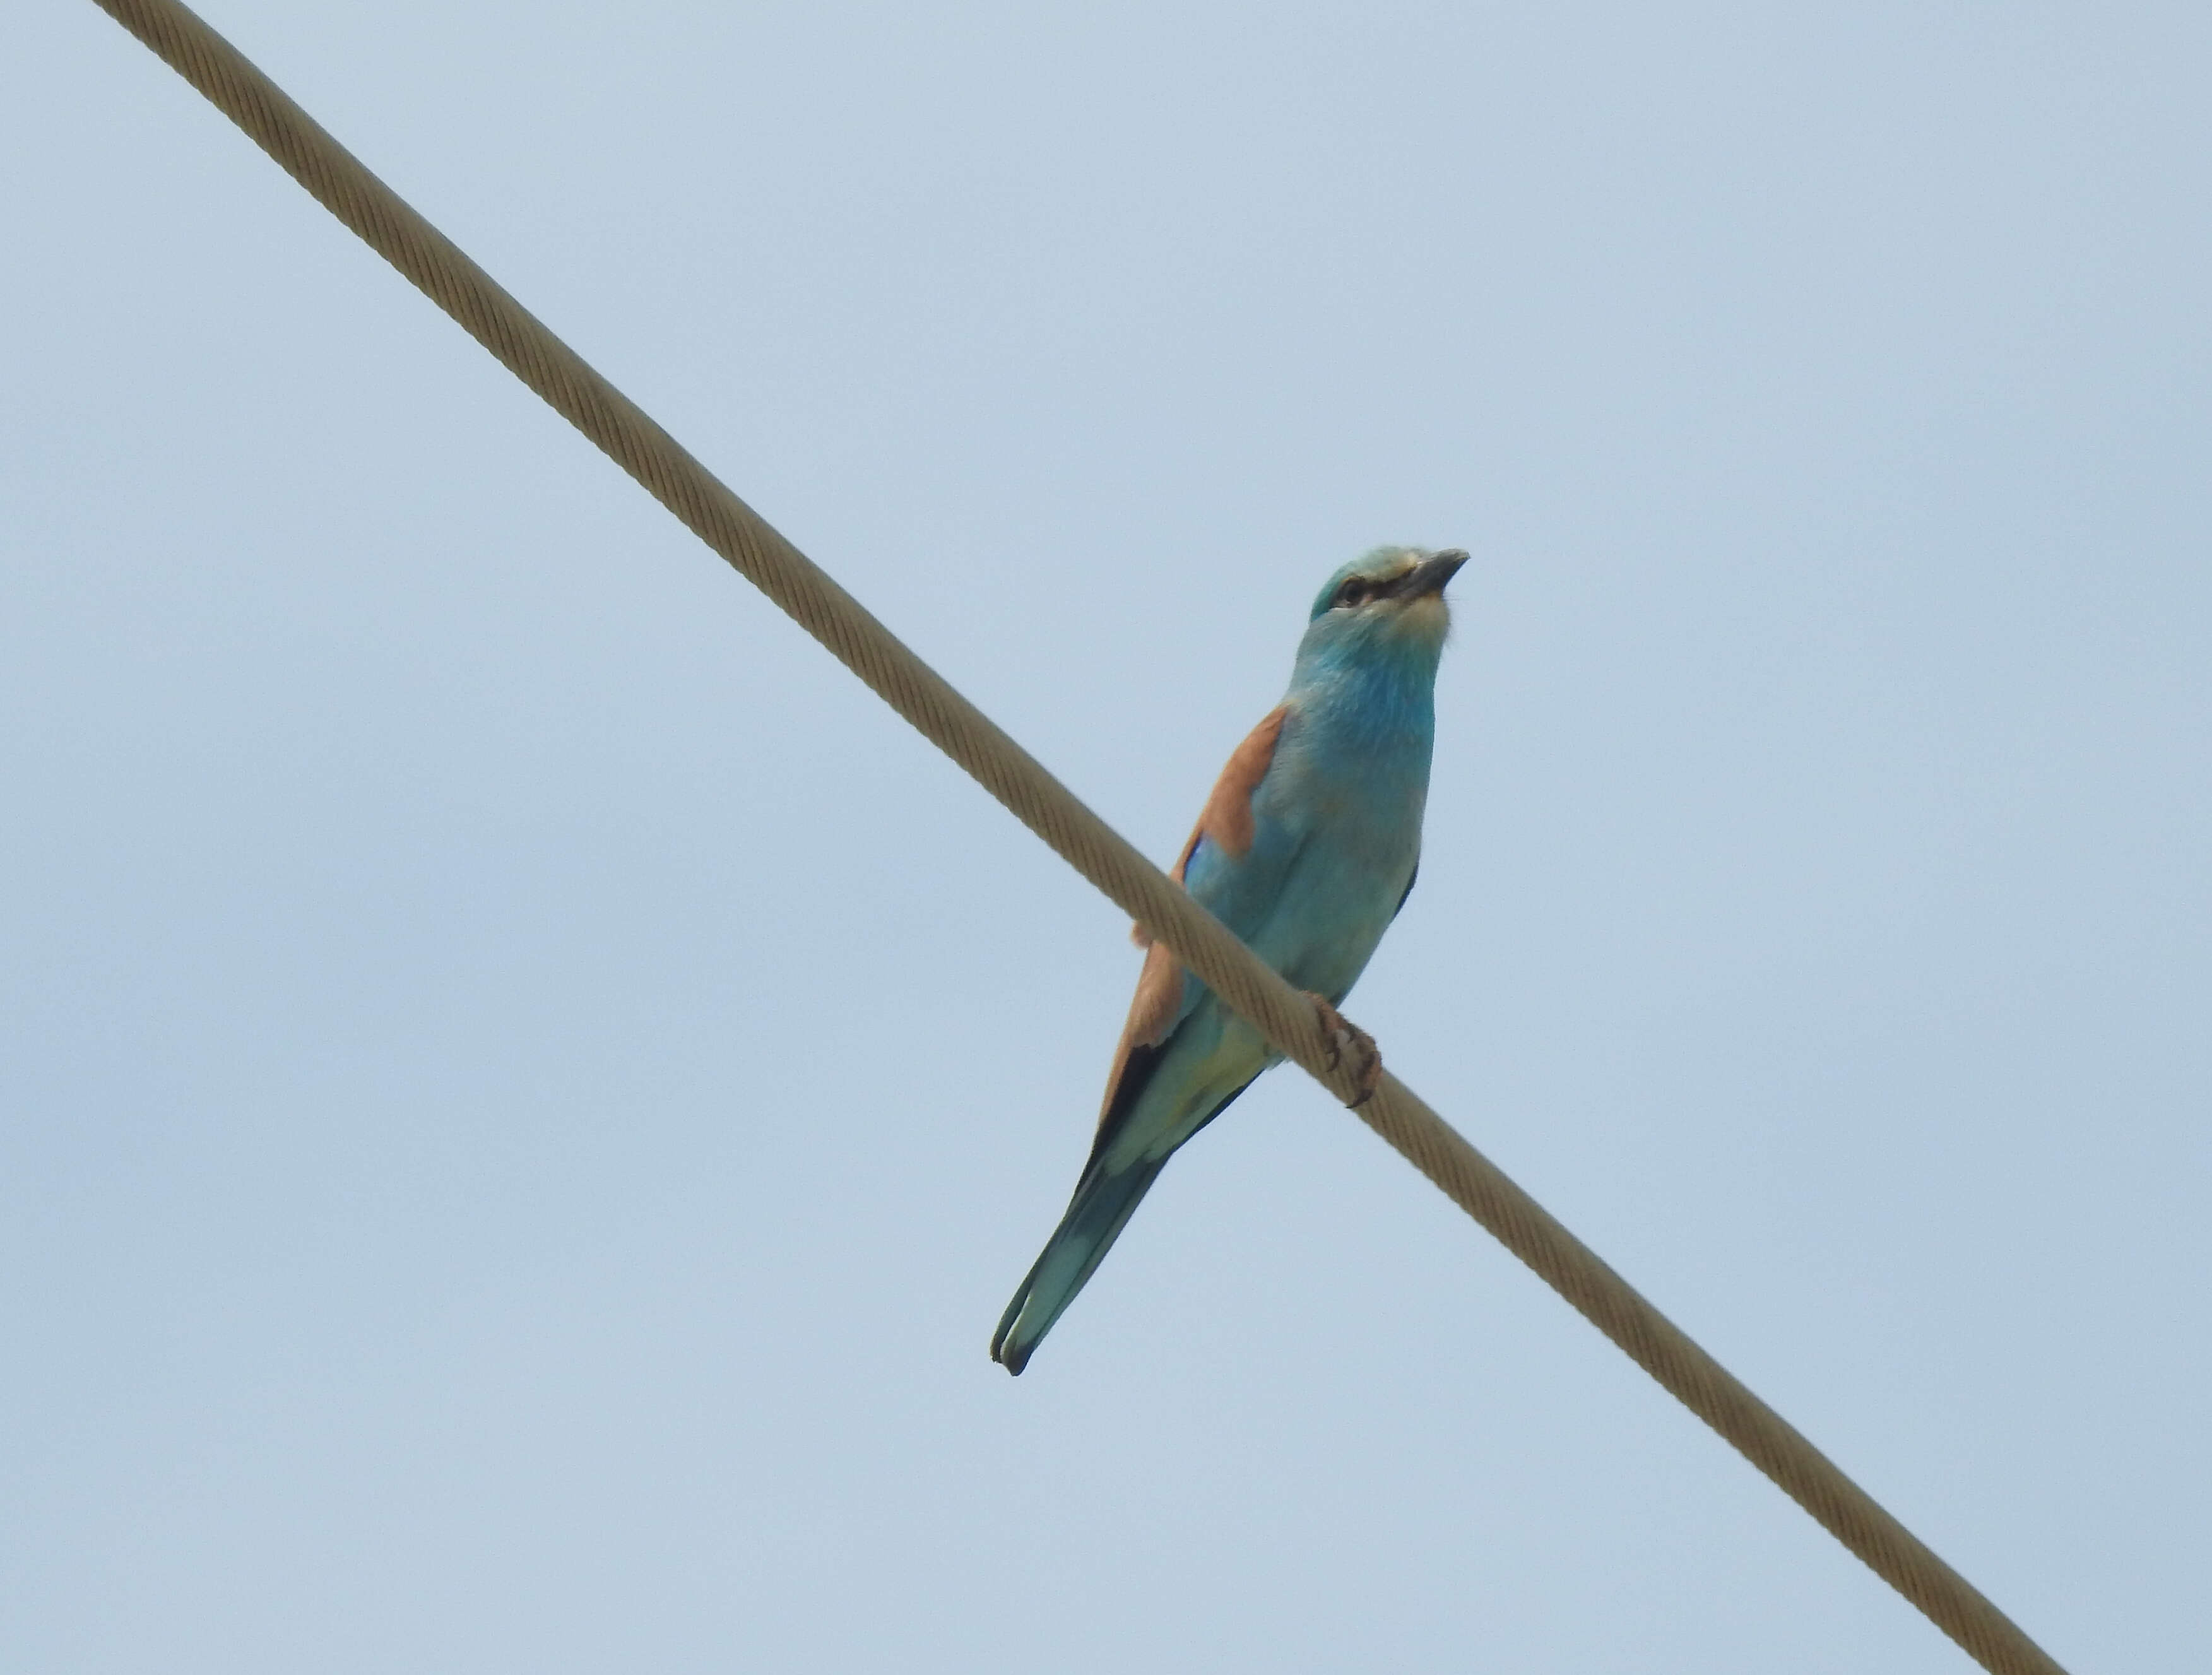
left=1132, top=704, right=1291, bottom=949
left=1191, top=702, right=1289, bottom=865
left=1104, top=704, right=1291, bottom=1130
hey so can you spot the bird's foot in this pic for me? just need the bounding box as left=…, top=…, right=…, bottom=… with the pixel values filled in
left=1304, top=993, right=1382, bottom=1107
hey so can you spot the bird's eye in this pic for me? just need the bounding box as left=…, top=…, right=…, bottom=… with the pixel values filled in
left=1334, top=579, right=1371, bottom=609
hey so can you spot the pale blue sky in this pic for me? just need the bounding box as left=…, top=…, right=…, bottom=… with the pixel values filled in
left=5, top=4, right=2207, bottom=1670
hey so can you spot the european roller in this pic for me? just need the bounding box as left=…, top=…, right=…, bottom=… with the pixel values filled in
left=992, top=545, right=1465, bottom=1374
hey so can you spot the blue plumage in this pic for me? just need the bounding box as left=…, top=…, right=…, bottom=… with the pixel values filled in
left=991, top=546, right=1465, bottom=1374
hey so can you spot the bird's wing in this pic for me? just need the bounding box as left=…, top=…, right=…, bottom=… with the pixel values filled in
left=1092, top=704, right=1300, bottom=1145
left=1125, top=703, right=1297, bottom=944
left=1178, top=703, right=1291, bottom=880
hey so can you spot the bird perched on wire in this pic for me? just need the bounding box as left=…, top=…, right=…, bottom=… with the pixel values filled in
left=992, top=545, right=1466, bottom=1375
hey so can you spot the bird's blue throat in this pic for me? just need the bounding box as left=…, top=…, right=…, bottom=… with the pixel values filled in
left=1286, top=615, right=1445, bottom=754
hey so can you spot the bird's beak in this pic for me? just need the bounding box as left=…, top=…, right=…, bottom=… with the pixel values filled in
left=1388, top=549, right=1468, bottom=600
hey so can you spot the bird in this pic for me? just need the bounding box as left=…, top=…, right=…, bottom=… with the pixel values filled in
left=991, top=545, right=1465, bottom=1375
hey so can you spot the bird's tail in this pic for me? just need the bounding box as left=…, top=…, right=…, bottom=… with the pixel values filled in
left=990, top=1156, right=1167, bottom=1375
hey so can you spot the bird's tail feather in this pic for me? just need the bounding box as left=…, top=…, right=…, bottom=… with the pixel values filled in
left=991, top=1157, right=1167, bottom=1375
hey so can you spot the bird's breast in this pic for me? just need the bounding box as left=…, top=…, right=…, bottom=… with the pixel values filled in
left=1263, top=724, right=1429, bottom=858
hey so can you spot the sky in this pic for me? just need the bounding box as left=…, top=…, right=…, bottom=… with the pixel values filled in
left=4, top=3, right=2207, bottom=1671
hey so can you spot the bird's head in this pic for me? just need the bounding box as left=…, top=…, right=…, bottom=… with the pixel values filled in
left=1294, top=546, right=1467, bottom=684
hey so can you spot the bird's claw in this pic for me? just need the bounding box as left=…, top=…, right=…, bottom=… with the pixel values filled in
left=1305, top=992, right=1383, bottom=1107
